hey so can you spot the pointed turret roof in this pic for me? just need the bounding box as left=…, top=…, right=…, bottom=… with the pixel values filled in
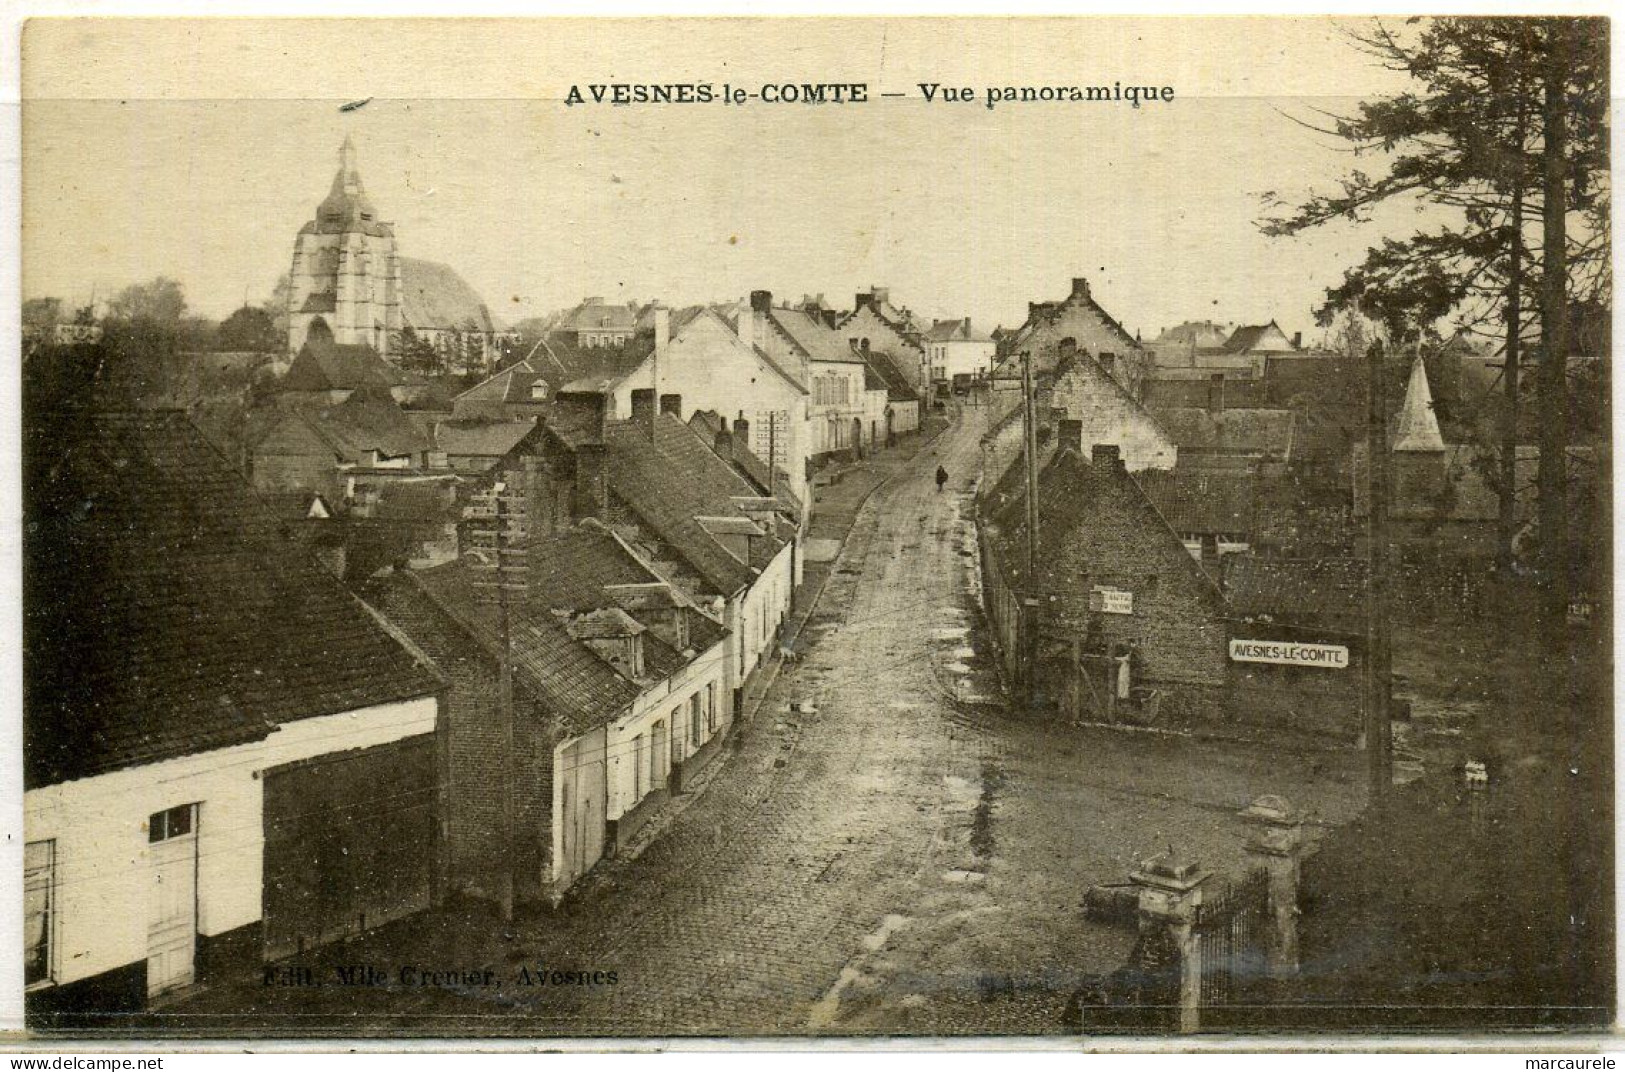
left=1392, top=354, right=1445, bottom=453
left=309, top=135, right=392, bottom=237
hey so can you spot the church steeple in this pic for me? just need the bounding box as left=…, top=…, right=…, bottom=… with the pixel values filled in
left=1392, top=354, right=1445, bottom=453
left=317, top=134, right=381, bottom=232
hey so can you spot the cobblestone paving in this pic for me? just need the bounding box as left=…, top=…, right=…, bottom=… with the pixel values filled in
left=159, top=409, right=1367, bottom=1039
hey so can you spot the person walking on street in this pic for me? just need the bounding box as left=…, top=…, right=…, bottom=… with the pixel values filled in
left=936, top=465, right=949, bottom=493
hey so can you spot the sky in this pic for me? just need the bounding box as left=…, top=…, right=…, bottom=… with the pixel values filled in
left=21, top=17, right=1436, bottom=341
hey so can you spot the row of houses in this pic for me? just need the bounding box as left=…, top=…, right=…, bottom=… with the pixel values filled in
left=974, top=272, right=1604, bottom=742
left=28, top=288, right=928, bottom=1017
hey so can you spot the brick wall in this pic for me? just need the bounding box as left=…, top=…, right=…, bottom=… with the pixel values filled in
left=1049, top=360, right=1178, bottom=472
left=363, top=578, right=559, bottom=905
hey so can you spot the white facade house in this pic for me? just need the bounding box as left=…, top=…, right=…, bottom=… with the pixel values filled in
left=924, top=318, right=996, bottom=384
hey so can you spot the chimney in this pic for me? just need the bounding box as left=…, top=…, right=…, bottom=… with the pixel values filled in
left=1292, top=331, right=1303, bottom=349
left=1058, top=419, right=1084, bottom=456
left=854, top=291, right=875, bottom=312
left=1091, top=443, right=1122, bottom=472
left=659, top=393, right=682, bottom=418
left=871, top=286, right=890, bottom=306
left=713, top=427, right=733, bottom=462
left=822, top=309, right=839, bottom=330
left=750, top=290, right=773, bottom=315
left=734, top=411, right=750, bottom=449
left=630, top=387, right=657, bottom=439
left=1071, top=277, right=1091, bottom=300
left=551, top=389, right=608, bottom=443
left=1209, top=373, right=1226, bottom=413
left=573, top=443, right=608, bottom=518
left=653, top=303, right=670, bottom=355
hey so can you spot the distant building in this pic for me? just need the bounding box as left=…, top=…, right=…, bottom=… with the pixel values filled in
left=993, top=277, right=1147, bottom=396
left=557, top=297, right=639, bottom=349
left=286, top=137, right=513, bottom=371
left=746, top=290, right=871, bottom=467
left=286, top=136, right=403, bottom=358
left=839, top=287, right=929, bottom=394
left=923, top=317, right=995, bottom=386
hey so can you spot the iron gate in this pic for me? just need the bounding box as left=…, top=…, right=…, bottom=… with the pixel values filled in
left=1194, top=868, right=1270, bottom=1013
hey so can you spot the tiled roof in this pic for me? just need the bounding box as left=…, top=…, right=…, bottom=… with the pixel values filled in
left=1151, top=407, right=1295, bottom=457
left=605, top=415, right=765, bottom=594
left=545, top=331, right=655, bottom=391
left=924, top=318, right=990, bottom=343
left=308, top=384, right=435, bottom=460
left=390, top=565, right=640, bottom=735
left=24, top=410, right=443, bottom=788
left=434, top=418, right=539, bottom=459
left=560, top=298, right=638, bottom=335
left=864, top=349, right=921, bottom=402
left=768, top=306, right=866, bottom=365
left=986, top=448, right=1221, bottom=601
left=282, top=338, right=408, bottom=393
left=1134, top=468, right=1258, bottom=535
left=399, top=257, right=499, bottom=334
left=1152, top=321, right=1235, bottom=350
left=1222, top=556, right=1368, bottom=634
left=687, top=411, right=803, bottom=520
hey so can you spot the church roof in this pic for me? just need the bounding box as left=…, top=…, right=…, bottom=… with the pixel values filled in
left=310, top=135, right=393, bottom=238
left=399, top=257, right=499, bottom=334
left=1392, top=355, right=1446, bottom=453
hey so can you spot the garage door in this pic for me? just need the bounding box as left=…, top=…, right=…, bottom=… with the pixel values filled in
left=262, top=735, right=438, bottom=961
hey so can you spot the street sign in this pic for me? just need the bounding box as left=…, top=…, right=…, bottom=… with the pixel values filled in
left=1090, top=587, right=1133, bottom=615
left=1228, top=639, right=1349, bottom=669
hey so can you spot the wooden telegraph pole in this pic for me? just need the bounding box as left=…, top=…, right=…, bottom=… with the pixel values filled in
left=1365, top=340, right=1393, bottom=809
left=1020, top=349, right=1042, bottom=710
left=468, top=477, right=529, bottom=919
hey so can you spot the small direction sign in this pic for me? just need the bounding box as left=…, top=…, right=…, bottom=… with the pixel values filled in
left=1089, top=587, right=1133, bottom=615
left=1229, top=639, right=1349, bottom=669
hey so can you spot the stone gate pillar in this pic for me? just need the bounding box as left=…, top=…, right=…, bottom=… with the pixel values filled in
left=1241, top=794, right=1305, bottom=979
left=1131, top=848, right=1210, bottom=1033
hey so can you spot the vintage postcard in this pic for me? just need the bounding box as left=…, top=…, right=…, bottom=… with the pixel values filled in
left=14, top=15, right=1614, bottom=1043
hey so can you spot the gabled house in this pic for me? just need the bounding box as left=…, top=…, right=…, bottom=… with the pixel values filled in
left=980, top=427, right=1228, bottom=726
left=743, top=290, right=869, bottom=467
left=993, top=277, right=1148, bottom=397
left=860, top=348, right=922, bottom=438
left=24, top=410, right=444, bottom=1021
left=250, top=384, right=442, bottom=507
left=557, top=296, right=639, bottom=349
left=450, top=357, right=552, bottom=420
left=839, top=287, right=929, bottom=395
left=923, top=317, right=995, bottom=388
left=278, top=337, right=426, bottom=406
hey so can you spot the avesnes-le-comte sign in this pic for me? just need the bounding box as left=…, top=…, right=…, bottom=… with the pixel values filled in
left=1228, top=639, right=1349, bottom=669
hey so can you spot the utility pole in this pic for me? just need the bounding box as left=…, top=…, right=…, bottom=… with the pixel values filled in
left=768, top=410, right=777, bottom=497
left=1365, top=339, right=1393, bottom=810
left=1020, top=348, right=1041, bottom=711
left=469, top=478, right=529, bottom=920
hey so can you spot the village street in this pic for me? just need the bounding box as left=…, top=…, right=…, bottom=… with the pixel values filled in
left=161, top=407, right=1366, bottom=1039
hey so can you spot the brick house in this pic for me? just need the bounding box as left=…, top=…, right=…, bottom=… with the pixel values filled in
left=366, top=520, right=730, bottom=904
left=979, top=426, right=1229, bottom=726
left=24, top=410, right=444, bottom=1022
left=839, top=287, right=929, bottom=395
left=993, top=277, right=1150, bottom=397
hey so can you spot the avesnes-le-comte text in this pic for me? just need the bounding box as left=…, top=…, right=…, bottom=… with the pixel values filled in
left=563, top=82, right=1176, bottom=109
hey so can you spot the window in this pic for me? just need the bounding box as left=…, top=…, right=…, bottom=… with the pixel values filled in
left=149, top=803, right=195, bottom=843
left=706, top=683, right=717, bottom=732
left=631, top=734, right=644, bottom=799
left=24, top=840, right=53, bottom=987
left=652, top=720, right=668, bottom=789
left=690, top=694, right=702, bottom=746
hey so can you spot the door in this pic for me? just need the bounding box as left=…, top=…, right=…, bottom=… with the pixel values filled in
left=651, top=719, right=669, bottom=789
left=262, top=737, right=436, bottom=961
left=558, top=727, right=606, bottom=888
left=147, top=804, right=198, bottom=998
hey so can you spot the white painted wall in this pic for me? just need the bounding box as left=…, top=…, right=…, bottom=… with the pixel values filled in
left=602, top=634, right=729, bottom=823
left=24, top=696, right=438, bottom=990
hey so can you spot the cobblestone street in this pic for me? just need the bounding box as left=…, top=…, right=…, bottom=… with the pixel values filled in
left=161, top=408, right=1366, bottom=1039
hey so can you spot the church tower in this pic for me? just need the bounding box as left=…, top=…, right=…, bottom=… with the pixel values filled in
left=1390, top=353, right=1448, bottom=506
left=286, top=136, right=403, bottom=359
